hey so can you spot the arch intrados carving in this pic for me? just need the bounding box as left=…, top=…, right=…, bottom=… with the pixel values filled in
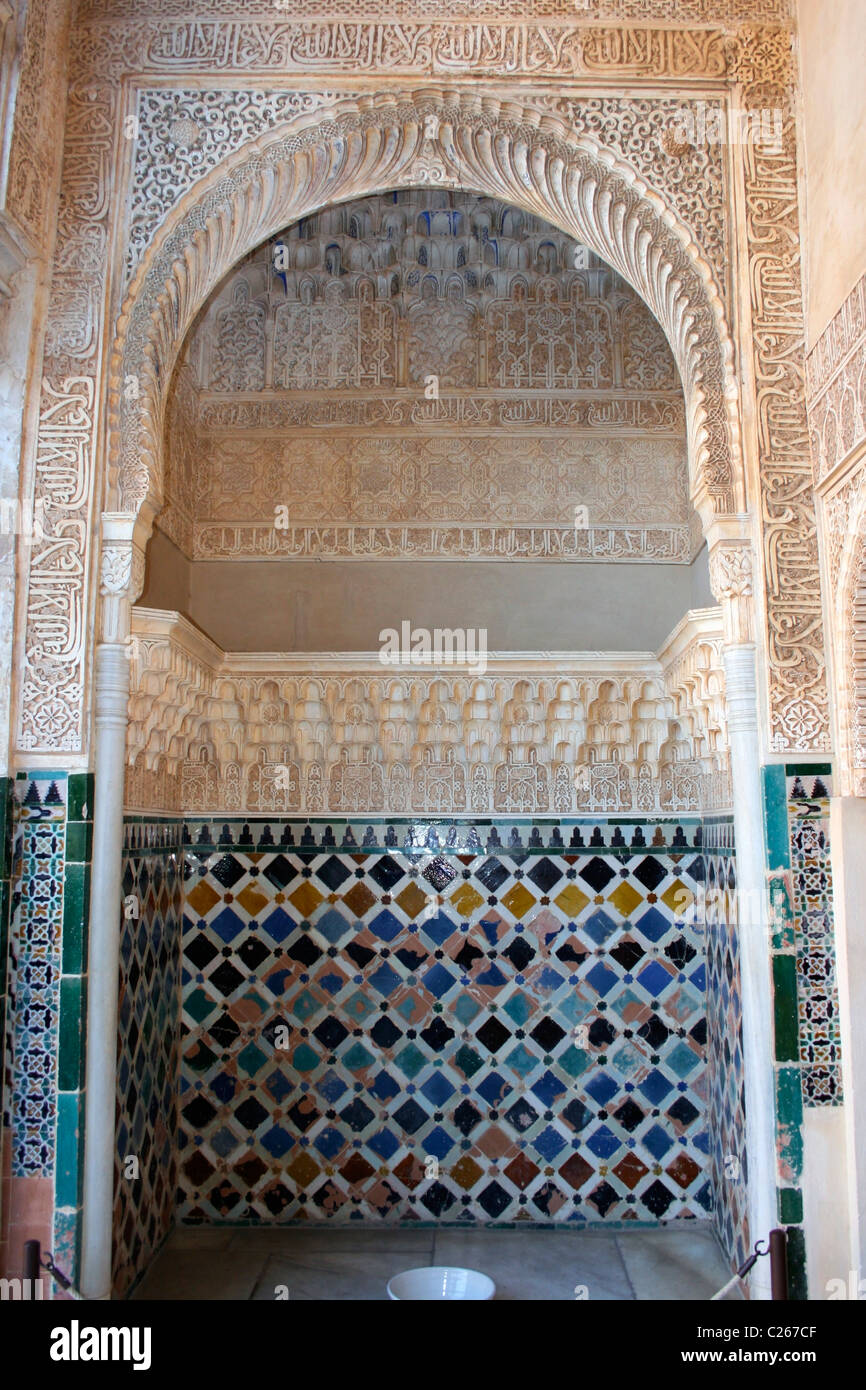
left=108, top=89, right=743, bottom=539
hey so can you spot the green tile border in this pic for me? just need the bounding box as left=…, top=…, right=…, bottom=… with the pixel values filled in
left=762, top=764, right=790, bottom=871
left=61, top=862, right=90, bottom=974
left=58, top=975, right=87, bottom=1092
left=772, top=955, right=799, bottom=1062
left=55, top=1090, right=84, bottom=1209
left=65, top=818, right=93, bottom=862
left=778, top=1187, right=803, bottom=1225
left=67, top=772, right=94, bottom=823
left=785, top=1226, right=808, bottom=1300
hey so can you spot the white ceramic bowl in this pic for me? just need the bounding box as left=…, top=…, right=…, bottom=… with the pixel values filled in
left=387, top=1265, right=496, bottom=1301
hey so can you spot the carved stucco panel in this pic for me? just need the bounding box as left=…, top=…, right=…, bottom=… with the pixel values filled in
left=14, top=12, right=828, bottom=758
left=125, top=611, right=730, bottom=817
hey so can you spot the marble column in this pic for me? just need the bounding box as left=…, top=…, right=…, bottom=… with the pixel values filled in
left=711, top=537, right=776, bottom=1299
left=80, top=516, right=142, bottom=1299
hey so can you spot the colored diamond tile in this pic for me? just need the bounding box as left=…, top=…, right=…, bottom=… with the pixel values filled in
left=607, top=880, right=644, bottom=918
left=343, top=881, right=376, bottom=917
left=369, top=908, right=404, bottom=943
left=500, top=882, right=536, bottom=919
left=451, top=1155, right=484, bottom=1190
left=186, top=879, right=221, bottom=917
left=553, top=882, right=590, bottom=918
left=504, top=1042, right=538, bottom=1079
left=394, top=881, right=429, bottom=919
left=636, top=960, right=675, bottom=996
left=580, top=857, right=617, bottom=892
left=449, top=882, right=485, bottom=917
left=312, top=907, right=352, bottom=944
left=632, top=857, right=667, bottom=892
left=422, top=962, right=457, bottom=999
left=369, top=856, right=404, bottom=891
left=633, top=906, right=672, bottom=944
left=394, top=1043, right=428, bottom=1080
left=422, top=855, right=457, bottom=891
left=210, top=907, right=246, bottom=943
left=661, top=880, right=693, bottom=915
left=288, top=881, right=325, bottom=917
left=583, top=908, right=619, bottom=945
left=235, top=882, right=269, bottom=917
left=316, top=855, right=352, bottom=891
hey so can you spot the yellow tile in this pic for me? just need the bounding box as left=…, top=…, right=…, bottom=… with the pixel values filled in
left=553, top=883, right=590, bottom=918
left=449, top=882, right=485, bottom=918
left=286, top=1153, right=320, bottom=1188
left=288, top=881, right=324, bottom=917
left=450, top=1156, right=484, bottom=1190
left=235, top=883, right=269, bottom=917
left=186, top=879, right=220, bottom=917
left=500, top=882, right=536, bottom=919
left=661, top=880, right=694, bottom=915
left=608, top=880, right=643, bottom=918
left=395, top=881, right=429, bottom=919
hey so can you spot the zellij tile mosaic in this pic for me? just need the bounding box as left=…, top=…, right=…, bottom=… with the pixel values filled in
left=175, top=830, right=712, bottom=1226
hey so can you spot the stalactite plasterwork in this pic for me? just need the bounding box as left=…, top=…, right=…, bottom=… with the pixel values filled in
left=124, top=609, right=730, bottom=817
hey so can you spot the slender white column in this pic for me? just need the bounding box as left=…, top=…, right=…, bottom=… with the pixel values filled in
left=723, top=642, right=776, bottom=1299
left=80, top=641, right=130, bottom=1300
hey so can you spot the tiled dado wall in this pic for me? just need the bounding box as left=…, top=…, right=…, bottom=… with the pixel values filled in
left=0, top=773, right=92, bottom=1293
left=763, top=763, right=839, bottom=1302
left=116, top=817, right=732, bottom=1259
left=113, top=824, right=183, bottom=1297
left=702, top=818, right=748, bottom=1274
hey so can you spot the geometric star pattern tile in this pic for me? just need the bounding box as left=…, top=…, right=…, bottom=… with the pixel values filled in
left=175, top=821, right=712, bottom=1229
left=701, top=817, right=748, bottom=1273
left=113, top=823, right=183, bottom=1296
left=8, top=778, right=67, bottom=1176
left=786, top=774, right=841, bottom=1106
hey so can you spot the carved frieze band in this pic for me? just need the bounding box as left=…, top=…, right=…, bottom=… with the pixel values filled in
left=741, top=97, right=830, bottom=751
left=190, top=523, right=693, bottom=564
left=76, top=1, right=793, bottom=22
left=125, top=608, right=730, bottom=818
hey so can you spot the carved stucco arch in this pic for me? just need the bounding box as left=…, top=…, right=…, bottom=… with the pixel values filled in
left=104, top=88, right=748, bottom=618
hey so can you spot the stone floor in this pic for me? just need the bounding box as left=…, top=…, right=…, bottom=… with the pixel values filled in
left=131, top=1223, right=741, bottom=1301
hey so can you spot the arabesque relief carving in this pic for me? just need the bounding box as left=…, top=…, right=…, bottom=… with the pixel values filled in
left=164, top=190, right=692, bottom=564
left=808, top=273, right=866, bottom=790
left=739, top=60, right=829, bottom=751
left=12, top=8, right=828, bottom=757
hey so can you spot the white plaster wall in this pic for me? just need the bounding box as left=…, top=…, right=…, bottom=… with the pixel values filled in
left=802, top=1107, right=852, bottom=1299
left=177, top=552, right=708, bottom=652
left=798, top=0, right=866, bottom=346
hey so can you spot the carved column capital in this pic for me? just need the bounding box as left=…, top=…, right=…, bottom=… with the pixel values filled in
left=709, top=540, right=755, bottom=645
left=98, top=512, right=148, bottom=644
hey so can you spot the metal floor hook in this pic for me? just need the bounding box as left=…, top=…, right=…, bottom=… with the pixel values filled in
left=711, top=1239, right=783, bottom=1301
left=25, top=1243, right=85, bottom=1300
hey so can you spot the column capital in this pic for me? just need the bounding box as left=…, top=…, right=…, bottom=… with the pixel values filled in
left=709, top=538, right=755, bottom=645
left=99, top=512, right=150, bottom=641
